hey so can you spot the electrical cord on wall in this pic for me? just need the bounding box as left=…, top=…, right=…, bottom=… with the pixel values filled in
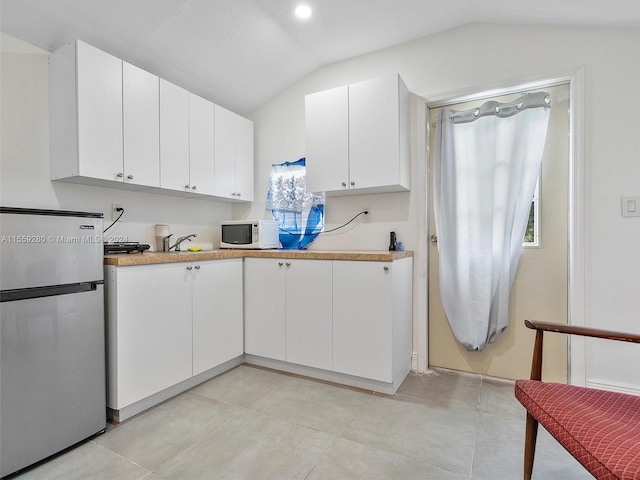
left=278, top=210, right=368, bottom=235
left=103, top=207, right=124, bottom=233
left=320, top=210, right=368, bottom=234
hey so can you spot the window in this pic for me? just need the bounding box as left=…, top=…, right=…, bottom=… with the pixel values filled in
left=523, top=176, right=540, bottom=247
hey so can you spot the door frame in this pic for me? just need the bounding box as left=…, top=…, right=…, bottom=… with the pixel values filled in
left=419, top=65, right=586, bottom=385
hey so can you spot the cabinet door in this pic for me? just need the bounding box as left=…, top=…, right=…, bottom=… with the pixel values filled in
left=244, top=258, right=286, bottom=360
left=123, top=62, right=160, bottom=187
left=349, top=74, right=401, bottom=190
left=114, top=263, right=192, bottom=408
left=213, top=104, right=237, bottom=199
left=160, top=79, right=190, bottom=192
left=189, top=93, right=215, bottom=195
left=285, top=260, right=333, bottom=370
left=76, top=41, right=123, bottom=181
left=305, top=85, right=349, bottom=193
left=333, top=261, right=393, bottom=382
left=192, top=259, right=243, bottom=375
left=235, top=115, right=254, bottom=201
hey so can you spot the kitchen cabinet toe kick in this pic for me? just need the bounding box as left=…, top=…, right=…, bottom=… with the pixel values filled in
left=109, top=351, right=409, bottom=424
left=244, top=355, right=410, bottom=395
left=108, top=355, right=243, bottom=423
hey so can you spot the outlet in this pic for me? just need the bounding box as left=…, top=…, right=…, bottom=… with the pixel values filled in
left=362, top=208, right=371, bottom=223
left=622, top=196, right=640, bottom=217
left=111, top=203, right=124, bottom=221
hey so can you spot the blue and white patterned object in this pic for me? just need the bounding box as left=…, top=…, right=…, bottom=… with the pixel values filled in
left=266, top=158, right=324, bottom=249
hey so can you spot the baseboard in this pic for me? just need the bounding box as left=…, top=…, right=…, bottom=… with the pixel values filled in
left=586, top=379, right=640, bottom=396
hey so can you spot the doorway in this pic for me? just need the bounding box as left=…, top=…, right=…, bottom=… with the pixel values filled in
left=427, top=83, right=571, bottom=382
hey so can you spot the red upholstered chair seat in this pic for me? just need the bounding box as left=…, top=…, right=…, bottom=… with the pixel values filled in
left=515, top=380, right=640, bottom=479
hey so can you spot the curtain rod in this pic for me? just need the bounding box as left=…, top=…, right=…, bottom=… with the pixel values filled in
left=428, top=91, right=569, bottom=124
left=448, top=92, right=550, bottom=124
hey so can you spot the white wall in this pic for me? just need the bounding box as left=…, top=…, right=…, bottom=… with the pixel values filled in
left=246, top=24, right=640, bottom=388
left=1, top=34, right=232, bottom=250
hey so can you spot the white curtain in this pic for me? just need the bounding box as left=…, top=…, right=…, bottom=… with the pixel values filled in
left=433, top=95, right=551, bottom=351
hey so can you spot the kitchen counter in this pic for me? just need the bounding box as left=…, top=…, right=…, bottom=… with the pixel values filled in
left=104, top=249, right=413, bottom=266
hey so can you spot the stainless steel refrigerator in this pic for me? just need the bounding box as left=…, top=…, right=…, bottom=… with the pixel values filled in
left=0, top=207, right=106, bottom=477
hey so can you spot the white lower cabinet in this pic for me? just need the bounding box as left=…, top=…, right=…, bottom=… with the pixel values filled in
left=106, top=263, right=192, bottom=410
left=244, top=256, right=413, bottom=392
left=333, top=259, right=412, bottom=384
left=105, top=258, right=243, bottom=420
left=244, top=258, right=332, bottom=369
left=244, top=258, right=287, bottom=360
left=106, top=254, right=412, bottom=420
left=285, top=260, right=333, bottom=370
left=333, top=260, right=391, bottom=381
left=192, top=259, right=243, bottom=375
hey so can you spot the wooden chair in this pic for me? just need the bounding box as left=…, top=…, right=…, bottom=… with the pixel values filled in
left=514, top=319, right=640, bottom=479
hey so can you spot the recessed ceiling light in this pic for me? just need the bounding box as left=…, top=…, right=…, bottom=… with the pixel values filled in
left=295, top=5, right=312, bottom=19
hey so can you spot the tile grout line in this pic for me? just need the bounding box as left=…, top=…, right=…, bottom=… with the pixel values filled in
left=301, top=434, right=341, bottom=480
left=91, top=442, right=153, bottom=476
left=468, top=376, right=484, bottom=479
left=147, top=404, right=251, bottom=478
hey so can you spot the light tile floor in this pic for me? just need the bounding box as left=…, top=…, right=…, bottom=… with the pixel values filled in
left=13, top=365, right=592, bottom=479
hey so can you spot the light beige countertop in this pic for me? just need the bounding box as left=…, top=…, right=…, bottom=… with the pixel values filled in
left=104, top=249, right=413, bottom=266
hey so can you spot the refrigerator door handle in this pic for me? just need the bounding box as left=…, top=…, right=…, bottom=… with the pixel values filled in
left=0, top=281, right=103, bottom=303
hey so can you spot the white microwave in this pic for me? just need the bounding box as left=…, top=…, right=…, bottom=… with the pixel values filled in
left=220, top=220, right=280, bottom=249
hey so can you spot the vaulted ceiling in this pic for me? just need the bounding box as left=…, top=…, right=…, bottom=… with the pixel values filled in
left=2, top=0, right=639, bottom=116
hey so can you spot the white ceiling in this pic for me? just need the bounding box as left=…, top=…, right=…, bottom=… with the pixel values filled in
left=2, top=0, right=639, bottom=116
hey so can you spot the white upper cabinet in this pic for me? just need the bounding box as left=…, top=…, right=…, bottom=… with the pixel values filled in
left=235, top=114, right=254, bottom=201
left=305, top=85, right=349, bottom=192
left=349, top=74, right=410, bottom=191
left=188, top=93, right=215, bottom=196
left=50, top=40, right=124, bottom=183
left=159, top=79, right=190, bottom=192
left=160, top=86, right=218, bottom=196
left=50, top=40, right=253, bottom=201
left=123, top=62, right=160, bottom=187
left=305, top=73, right=411, bottom=195
left=213, top=105, right=236, bottom=199
left=214, top=105, right=254, bottom=201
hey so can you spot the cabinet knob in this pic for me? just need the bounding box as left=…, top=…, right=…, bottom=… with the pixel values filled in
left=116, top=172, right=124, bottom=178
left=278, top=262, right=283, bottom=267
left=285, top=262, right=291, bottom=267
left=186, top=266, right=193, bottom=271
left=127, top=174, right=134, bottom=180
left=185, top=185, right=190, bottom=190
left=191, top=185, right=197, bottom=191
left=383, top=266, right=389, bottom=272
left=231, top=192, right=237, bottom=196
left=341, top=182, right=347, bottom=187
left=237, top=192, right=241, bottom=197
left=194, top=265, right=200, bottom=270
left=350, top=181, right=355, bottom=186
